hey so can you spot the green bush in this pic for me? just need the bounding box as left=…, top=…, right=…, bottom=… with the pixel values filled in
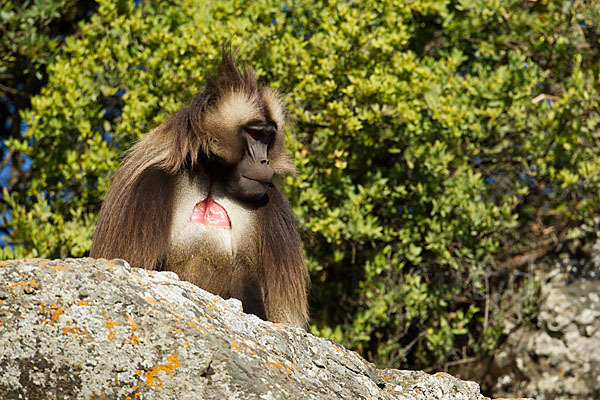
left=2, top=0, right=599, bottom=369
left=0, top=0, right=95, bottom=188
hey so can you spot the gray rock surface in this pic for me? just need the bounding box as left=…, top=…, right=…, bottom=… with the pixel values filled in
left=490, top=272, right=600, bottom=400
left=0, top=258, right=490, bottom=400
left=481, top=223, right=600, bottom=400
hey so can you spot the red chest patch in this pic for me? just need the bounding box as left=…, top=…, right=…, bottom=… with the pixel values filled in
left=190, top=196, right=231, bottom=228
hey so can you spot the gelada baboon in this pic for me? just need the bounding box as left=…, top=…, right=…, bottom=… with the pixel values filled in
left=90, top=49, right=309, bottom=328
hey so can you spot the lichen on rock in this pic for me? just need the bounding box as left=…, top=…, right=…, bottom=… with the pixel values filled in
left=0, top=258, right=494, bottom=399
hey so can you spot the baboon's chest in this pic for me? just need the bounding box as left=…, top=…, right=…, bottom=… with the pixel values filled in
left=164, top=173, right=258, bottom=296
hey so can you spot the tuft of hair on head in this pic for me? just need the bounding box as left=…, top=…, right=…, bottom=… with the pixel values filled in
left=188, top=46, right=263, bottom=166
left=206, top=44, right=259, bottom=99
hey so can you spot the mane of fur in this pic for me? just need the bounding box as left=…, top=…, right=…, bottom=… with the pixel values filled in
left=259, top=186, right=310, bottom=327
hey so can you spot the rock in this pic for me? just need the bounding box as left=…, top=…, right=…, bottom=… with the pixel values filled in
left=0, top=258, right=496, bottom=400
left=485, top=272, right=600, bottom=400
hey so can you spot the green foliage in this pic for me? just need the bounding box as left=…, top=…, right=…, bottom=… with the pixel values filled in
left=0, top=0, right=95, bottom=209
left=0, top=0, right=74, bottom=81
left=2, top=0, right=599, bottom=370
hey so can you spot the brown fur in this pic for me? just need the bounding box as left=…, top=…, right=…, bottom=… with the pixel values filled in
left=259, top=186, right=309, bottom=325
left=90, top=48, right=309, bottom=327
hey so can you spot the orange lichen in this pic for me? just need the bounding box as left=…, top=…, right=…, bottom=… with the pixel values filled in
left=126, top=316, right=139, bottom=345
left=63, top=321, right=87, bottom=335
left=266, top=359, right=295, bottom=375
left=51, top=305, right=65, bottom=324
left=145, top=297, right=159, bottom=305
left=267, top=361, right=283, bottom=369
left=49, top=264, right=71, bottom=270
left=78, top=300, right=91, bottom=306
left=143, top=353, right=182, bottom=388
left=6, top=280, right=39, bottom=289
left=187, top=321, right=208, bottom=336
left=126, top=317, right=138, bottom=330
left=105, top=319, right=119, bottom=340
left=63, top=326, right=80, bottom=335
left=330, top=343, right=342, bottom=352
left=230, top=342, right=244, bottom=351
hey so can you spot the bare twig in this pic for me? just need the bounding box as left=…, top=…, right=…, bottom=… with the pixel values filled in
left=444, top=356, right=478, bottom=370
left=0, top=82, right=20, bottom=95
